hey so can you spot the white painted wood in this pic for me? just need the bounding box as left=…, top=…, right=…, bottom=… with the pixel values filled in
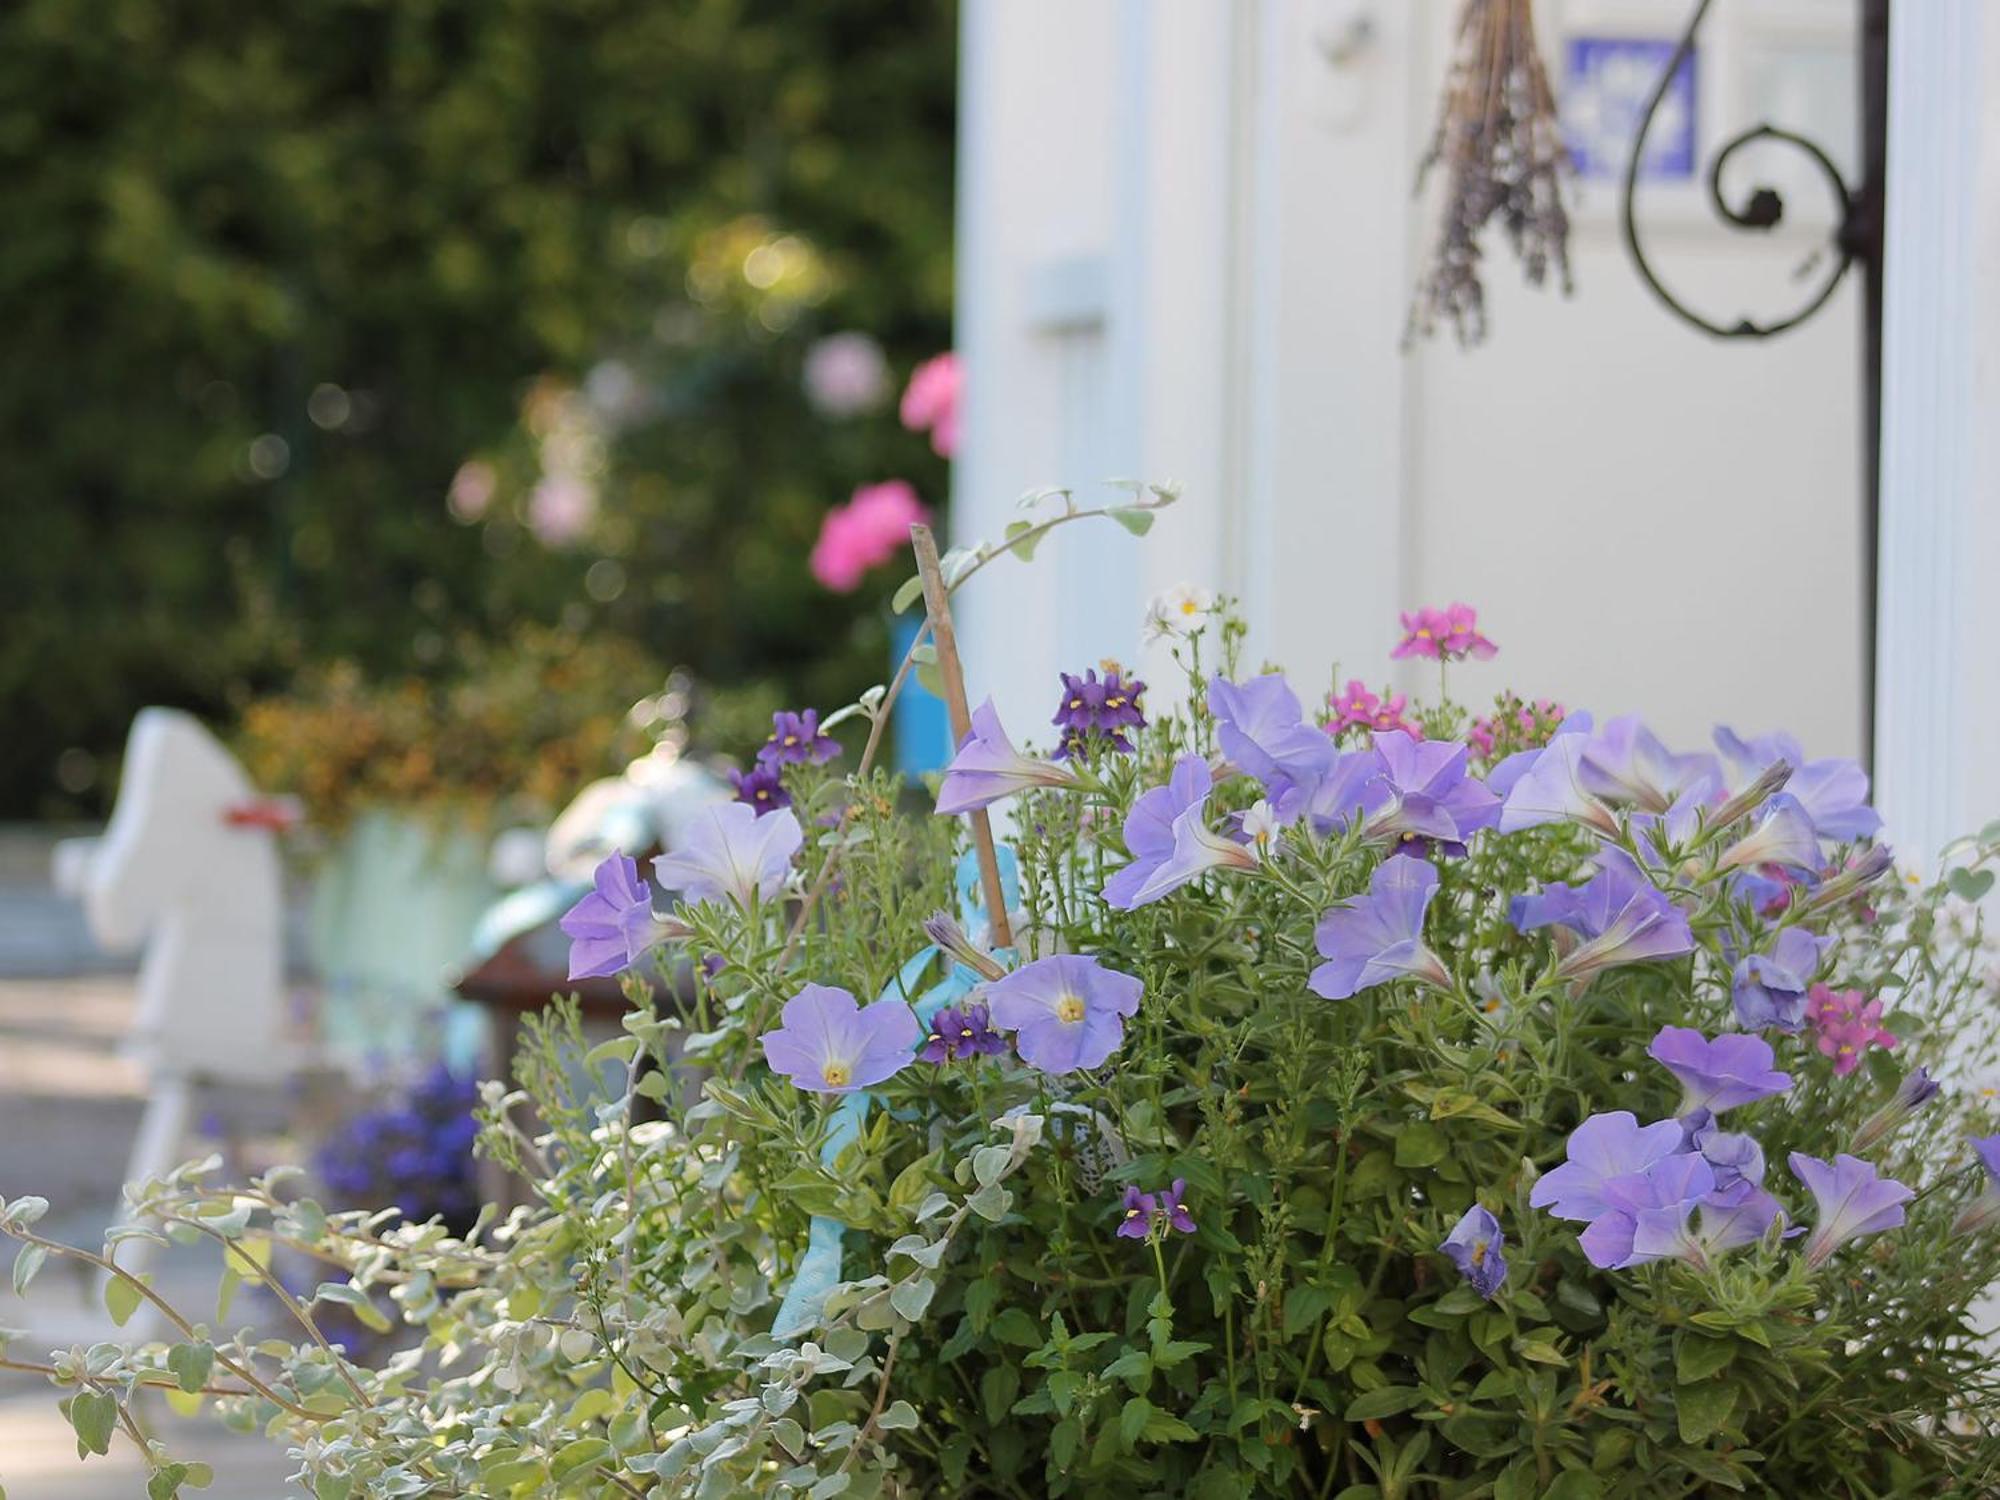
left=1873, top=0, right=2000, bottom=868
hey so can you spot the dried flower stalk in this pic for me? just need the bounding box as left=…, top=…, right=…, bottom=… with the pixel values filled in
left=1407, top=0, right=1575, bottom=347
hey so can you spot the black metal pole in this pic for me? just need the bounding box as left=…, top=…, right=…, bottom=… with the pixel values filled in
left=1857, top=0, right=1890, bottom=774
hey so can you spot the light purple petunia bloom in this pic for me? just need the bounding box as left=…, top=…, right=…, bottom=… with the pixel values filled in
left=1496, top=731, right=1620, bottom=837
left=761, top=709, right=842, bottom=768
left=559, top=853, right=669, bottom=980
left=1579, top=1153, right=1715, bottom=1269
left=1298, top=744, right=1395, bottom=835
left=1647, top=1026, right=1793, bottom=1117
left=1687, top=1187, right=1789, bottom=1262
left=1850, top=1067, right=1942, bottom=1155
left=654, top=801, right=803, bottom=910
left=759, top=983, right=921, bottom=1093
left=1308, top=856, right=1452, bottom=1000
left=1792, top=1151, right=1914, bottom=1268
left=1688, top=1118, right=1768, bottom=1206
left=986, top=954, right=1143, bottom=1074
left=1530, top=1111, right=1685, bottom=1223
left=1485, top=709, right=1593, bottom=800
left=1366, top=731, right=1500, bottom=855
left=1102, top=756, right=1214, bottom=909
left=1714, top=726, right=1882, bottom=842
left=1717, top=793, right=1823, bottom=875
left=1577, top=715, right=1722, bottom=814
left=1731, top=926, right=1830, bottom=1032
left=1208, top=672, right=1337, bottom=810
left=1510, top=848, right=1694, bottom=983
left=1952, top=1136, right=2000, bottom=1237
left=935, top=699, right=1083, bottom=814
left=1439, top=1204, right=1508, bottom=1299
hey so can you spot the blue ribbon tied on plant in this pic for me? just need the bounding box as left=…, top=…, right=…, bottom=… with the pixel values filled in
left=770, top=845, right=1018, bottom=1338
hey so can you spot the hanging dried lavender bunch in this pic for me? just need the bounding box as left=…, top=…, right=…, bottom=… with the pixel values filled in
left=1407, top=0, right=1574, bottom=347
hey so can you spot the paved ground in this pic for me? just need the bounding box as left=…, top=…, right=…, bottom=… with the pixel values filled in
left=0, top=826, right=306, bottom=1499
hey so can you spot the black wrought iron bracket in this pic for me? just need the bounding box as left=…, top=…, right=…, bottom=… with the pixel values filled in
left=1621, top=0, right=1880, bottom=340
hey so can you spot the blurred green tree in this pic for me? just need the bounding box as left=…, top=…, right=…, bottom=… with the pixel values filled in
left=0, top=0, right=955, bottom=817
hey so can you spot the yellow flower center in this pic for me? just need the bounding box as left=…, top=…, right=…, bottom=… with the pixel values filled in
left=1416, top=627, right=1432, bottom=638
left=1125, top=1207, right=1142, bottom=1220
left=823, top=1061, right=851, bottom=1088
left=1179, top=599, right=1199, bottom=615
left=1055, top=992, right=1086, bottom=1024
left=784, top=734, right=799, bottom=746
left=1106, top=695, right=1126, bottom=709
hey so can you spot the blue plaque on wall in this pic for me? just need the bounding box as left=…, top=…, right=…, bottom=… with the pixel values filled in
left=1563, top=37, right=1697, bottom=181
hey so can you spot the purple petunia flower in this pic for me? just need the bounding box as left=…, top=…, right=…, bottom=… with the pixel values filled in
left=986, top=954, right=1143, bottom=1074
left=759, top=984, right=921, bottom=1093
left=1850, top=1067, right=1941, bottom=1155
left=1576, top=716, right=1722, bottom=814
left=1717, top=793, right=1823, bottom=876
left=560, top=853, right=672, bottom=980
left=1298, top=744, right=1396, bottom=836
left=1713, top=726, right=1882, bottom=842
left=1530, top=1111, right=1685, bottom=1223
left=1116, top=1184, right=1156, bottom=1240
left=1208, top=672, right=1337, bottom=811
left=1647, top=1026, right=1793, bottom=1118
left=1579, top=1152, right=1714, bottom=1269
left=1365, top=732, right=1500, bottom=856
left=1792, top=1152, right=1914, bottom=1268
left=935, top=699, right=1082, bottom=814
left=731, top=761, right=792, bottom=815
left=1686, top=1186, right=1789, bottom=1263
left=918, top=1001, right=1006, bottom=1064
left=1951, top=1136, right=2000, bottom=1237
left=760, top=709, right=842, bottom=768
left=1052, top=665, right=1147, bottom=758
left=1440, top=1204, right=1508, bottom=1298
left=1688, top=1118, right=1768, bottom=1206
left=1309, top=856, right=1452, bottom=1000
left=1730, top=927, right=1830, bottom=1032
left=654, top=801, right=804, bottom=910
left=1102, top=756, right=1212, bottom=910
left=1495, top=729, right=1619, bottom=837
left=1510, top=848, right=1694, bottom=984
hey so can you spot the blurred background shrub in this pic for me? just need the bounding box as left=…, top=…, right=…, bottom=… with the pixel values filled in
left=0, top=0, right=957, bottom=819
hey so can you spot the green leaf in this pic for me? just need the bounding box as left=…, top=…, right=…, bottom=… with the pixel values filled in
left=1049, top=1415, right=1080, bottom=1469
left=1948, top=867, right=1994, bottom=902
left=1004, top=520, right=1042, bottom=561
left=980, top=1365, right=1019, bottom=1425
left=1675, top=1334, right=1736, bottom=1384
left=1119, top=1396, right=1154, bottom=1448
left=1512, top=1335, right=1568, bottom=1367
left=1343, top=1386, right=1424, bottom=1422
left=1283, top=1284, right=1334, bottom=1336
left=9, top=1244, right=46, bottom=1298
left=105, top=1274, right=146, bottom=1327
left=1108, top=506, right=1155, bottom=536
left=876, top=1399, right=920, bottom=1431
left=1540, top=1472, right=1604, bottom=1500
left=68, top=1389, right=118, bottom=1456
left=1675, top=1379, right=1736, bottom=1444
left=891, top=574, right=925, bottom=614
left=988, top=1307, right=1041, bottom=1347
left=1101, top=1349, right=1152, bottom=1389
left=168, top=1342, right=215, bottom=1395
left=148, top=1464, right=189, bottom=1500
left=889, top=1277, right=936, bottom=1322
left=1393, top=1123, right=1448, bottom=1168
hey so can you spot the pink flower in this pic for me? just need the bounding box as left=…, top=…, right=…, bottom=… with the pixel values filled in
left=528, top=474, right=597, bottom=546
left=899, top=352, right=961, bottom=459
left=810, top=480, right=930, bottom=592
left=1392, top=603, right=1496, bottom=663
left=1328, top=680, right=1420, bottom=739
left=1807, top=983, right=1898, bottom=1077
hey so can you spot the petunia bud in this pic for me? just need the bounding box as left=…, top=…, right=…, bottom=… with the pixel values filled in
left=1849, top=1067, right=1941, bottom=1156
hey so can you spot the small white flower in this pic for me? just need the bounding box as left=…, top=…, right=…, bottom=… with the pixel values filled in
left=1143, top=583, right=1216, bottom=643
left=1241, top=799, right=1282, bottom=861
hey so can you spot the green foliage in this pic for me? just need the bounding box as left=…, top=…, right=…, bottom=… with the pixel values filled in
left=5, top=525, right=2000, bottom=1496
left=0, top=0, right=956, bottom=816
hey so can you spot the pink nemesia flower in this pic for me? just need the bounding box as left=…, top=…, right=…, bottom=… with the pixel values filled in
left=810, top=480, right=930, bottom=592
left=1328, top=680, right=1421, bottom=739
left=899, top=352, right=961, bottom=459
left=1392, top=603, right=1497, bottom=663
left=1807, top=983, right=1898, bottom=1077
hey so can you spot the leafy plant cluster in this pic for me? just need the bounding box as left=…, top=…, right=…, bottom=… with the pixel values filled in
left=4, top=511, right=2000, bottom=1498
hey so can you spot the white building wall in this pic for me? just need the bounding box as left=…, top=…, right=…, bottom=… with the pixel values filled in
left=953, top=0, right=1867, bottom=770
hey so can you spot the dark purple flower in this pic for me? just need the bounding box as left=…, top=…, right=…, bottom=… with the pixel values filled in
left=1791, top=1152, right=1913, bottom=1267
left=1851, top=1067, right=1941, bottom=1155
left=1439, top=1204, right=1508, bottom=1298
left=1051, top=666, right=1147, bottom=757
left=918, top=1001, right=1006, bottom=1064
left=731, top=761, right=792, bottom=815
left=1366, top=731, right=1499, bottom=855
left=1309, top=856, right=1451, bottom=1000
left=1647, top=1026, right=1792, bottom=1117
left=1730, top=927, right=1830, bottom=1032
left=1208, top=672, right=1337, bottom=810
left=1530, top=1111, right=1685, bottom=1223
left=760, top=709, right=842, bottom=768
left=1116, top=1184, right=1156, bottom=1240
left=1157, top=1179, right=1196, bottom=1235
left=986, top=954, right=1143, bottom=1074
left=936, top=699, right=1082, bottom=814
left=559, top=853, right=669, bottom=980
left=759, top=983, right=920, bottom=1094
left=1510, top=848, right=1694, bottom=983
